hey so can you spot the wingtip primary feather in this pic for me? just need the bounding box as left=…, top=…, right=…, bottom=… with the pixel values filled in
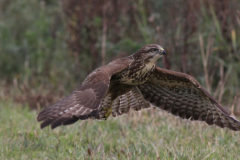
left=37, top=114, right=44, bottom=122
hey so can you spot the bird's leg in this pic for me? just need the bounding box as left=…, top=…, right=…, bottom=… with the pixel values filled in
left=102, top=101, right=114, bottom=120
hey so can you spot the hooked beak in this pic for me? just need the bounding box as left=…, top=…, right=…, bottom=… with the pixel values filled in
left=159, top=48, right=166, bottom=55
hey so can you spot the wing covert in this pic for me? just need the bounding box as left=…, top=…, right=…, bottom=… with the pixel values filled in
left=138, top=67, right=240, bottom=131
left=37, top=58, right=131, bottom=129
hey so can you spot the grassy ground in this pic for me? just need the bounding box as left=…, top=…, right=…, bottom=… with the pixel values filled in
left=1, top=100, right=240, bottom=160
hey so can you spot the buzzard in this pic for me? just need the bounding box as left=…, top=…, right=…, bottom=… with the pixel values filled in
left=37, top=44, right=240, bottom=131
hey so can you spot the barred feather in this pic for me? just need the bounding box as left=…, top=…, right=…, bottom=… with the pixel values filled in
left=138, top=67, right=240, bottom=131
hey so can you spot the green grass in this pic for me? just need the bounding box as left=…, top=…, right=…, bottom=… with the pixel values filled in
left=1, top=100, right=240, bottom=160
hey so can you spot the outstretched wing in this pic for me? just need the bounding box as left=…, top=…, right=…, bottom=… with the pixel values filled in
left=111, top=86, right=151, bottom=117
left=96, top=85, right=151, bottom=119
left=37, top=57, right=131, bottom=129
left=138, top=67, right=240, bottom=131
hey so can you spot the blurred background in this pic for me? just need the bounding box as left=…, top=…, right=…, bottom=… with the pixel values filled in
left=0, top=0, right=240, bottom=113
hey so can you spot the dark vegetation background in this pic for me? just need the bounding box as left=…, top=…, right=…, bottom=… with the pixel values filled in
left=1, top=1, right=240, bottom=159
left=0, top=0, right=240, bottom=112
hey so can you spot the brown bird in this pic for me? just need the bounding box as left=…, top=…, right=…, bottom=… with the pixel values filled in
left=37, top=44, right=240, bottom=131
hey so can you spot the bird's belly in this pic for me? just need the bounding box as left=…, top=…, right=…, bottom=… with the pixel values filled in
left=114, top=63, right=155, bottom=85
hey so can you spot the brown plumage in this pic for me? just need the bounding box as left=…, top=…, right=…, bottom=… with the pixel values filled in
left=37, top=44, right=240, bottom=131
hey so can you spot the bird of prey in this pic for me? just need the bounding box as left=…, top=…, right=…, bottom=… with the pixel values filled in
left=37, top=44, right=240, bottom=131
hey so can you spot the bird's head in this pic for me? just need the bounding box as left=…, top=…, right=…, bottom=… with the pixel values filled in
left=133, top=44, right=166, bottom=63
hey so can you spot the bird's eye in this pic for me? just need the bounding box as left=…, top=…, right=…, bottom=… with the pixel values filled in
left=150, top=49, right=156, bottom=53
